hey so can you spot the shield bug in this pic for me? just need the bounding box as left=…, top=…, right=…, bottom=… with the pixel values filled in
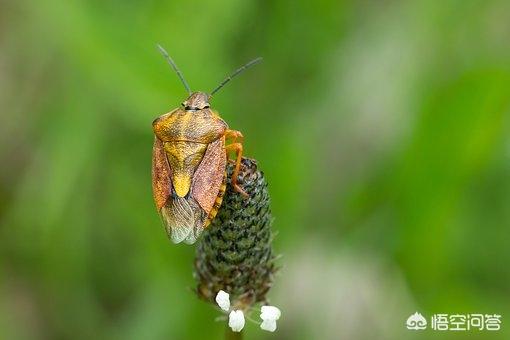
left=152, top=45, right=262, bottom=244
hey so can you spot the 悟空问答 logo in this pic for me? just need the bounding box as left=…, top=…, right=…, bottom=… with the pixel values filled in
left=406, top=312, right=427, bottom=330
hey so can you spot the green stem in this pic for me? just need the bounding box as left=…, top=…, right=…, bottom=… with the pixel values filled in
left=225, top=326, right=243, bottom=340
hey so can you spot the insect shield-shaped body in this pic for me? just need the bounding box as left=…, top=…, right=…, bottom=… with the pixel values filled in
left=152, top=45, right=261, bottom=244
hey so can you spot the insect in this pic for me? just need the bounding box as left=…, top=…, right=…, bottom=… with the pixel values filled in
left=152, top=45, right=262, bottom=244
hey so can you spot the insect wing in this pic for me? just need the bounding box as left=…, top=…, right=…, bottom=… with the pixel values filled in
left=152, top=136, right=207, bottom=244
left=160, top=195, right=204, bottom=244
left=192, top=137, right=227, bottom=214
left=152, top=137, right=172, bottom=210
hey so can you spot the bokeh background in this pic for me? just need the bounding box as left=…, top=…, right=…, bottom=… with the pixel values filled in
left=1, top=0, right=510, bottom=339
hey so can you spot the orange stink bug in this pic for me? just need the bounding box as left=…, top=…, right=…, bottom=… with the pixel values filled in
left=152, top=45, right=262, bottom=244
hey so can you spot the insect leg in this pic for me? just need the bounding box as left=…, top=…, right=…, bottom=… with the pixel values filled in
left=225, top=129, right=244, bottom=144
left=225, top=142, right=248, bottom=197
left=225, top=129, right=244, bottom=165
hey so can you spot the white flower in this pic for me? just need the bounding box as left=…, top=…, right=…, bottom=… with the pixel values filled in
left=215, top=290, right=230, bottom=312
left=260, top=305, right=281, bottom=332
left=260, top=319, right=277, bottom=332
left=228, top=310, right=245, bottom=332
left=260, top=305, right=281, bottom=321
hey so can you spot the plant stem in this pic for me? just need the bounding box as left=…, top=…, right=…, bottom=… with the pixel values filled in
left=225, top=326, right=243, bottom=340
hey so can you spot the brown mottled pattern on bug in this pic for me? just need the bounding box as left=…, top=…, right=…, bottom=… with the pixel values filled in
left=191, top=137, right=227, bottom=213
left=151, top=137, right=172, bottom=210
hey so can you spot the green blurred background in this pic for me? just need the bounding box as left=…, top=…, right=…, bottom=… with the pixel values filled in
left=1, top=0, right=510, bottom=339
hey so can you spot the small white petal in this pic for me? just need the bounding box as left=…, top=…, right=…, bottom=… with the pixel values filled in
left=228, top=310, right=245, bottom=332
left=215, top=290, right=230, bottom=312
left=260, top=306, right=281, bottom=321
left=260, top=319, right=277, bottom=332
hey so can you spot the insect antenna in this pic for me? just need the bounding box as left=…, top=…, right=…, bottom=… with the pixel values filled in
left=157, top=44, right=192, bottom=95
left=210, top=57, right=263, bottom=96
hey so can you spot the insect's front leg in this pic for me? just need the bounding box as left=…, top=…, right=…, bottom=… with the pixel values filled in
left=225, top=129, right=244, bottom=145
left=225, top=129, right=248, bottom=197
